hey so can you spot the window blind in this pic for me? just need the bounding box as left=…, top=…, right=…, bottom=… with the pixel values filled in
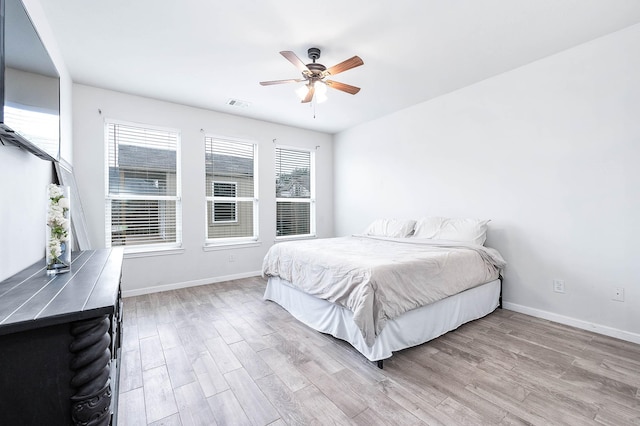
left=275, top=147, right=315, bottom=237
left=212, top=181, right=237, bottom=222
left=105, top=121, right=181, bottom=249
left=205, top=136, right=258, bottom=241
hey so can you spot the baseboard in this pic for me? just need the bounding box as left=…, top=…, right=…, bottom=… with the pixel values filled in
left=121, top=270, right=263, bottom=298
left=503, top=302, right=640, bottom=345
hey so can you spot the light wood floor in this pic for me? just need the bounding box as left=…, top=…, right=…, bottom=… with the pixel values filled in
left=117, top=276, right=640, bottom=425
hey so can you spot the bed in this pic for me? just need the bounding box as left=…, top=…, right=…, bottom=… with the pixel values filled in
left=262, top=217, right=506, bottom=367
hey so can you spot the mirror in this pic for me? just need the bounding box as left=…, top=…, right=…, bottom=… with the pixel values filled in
left=2, top=0, right=60, bottom=160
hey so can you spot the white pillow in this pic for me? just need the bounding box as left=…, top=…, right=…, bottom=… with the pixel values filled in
left=413, top=217, right=490, bottom=245
left=412, top=216, right=446, bottom=239
left=364, top=218, right=416, bottom=238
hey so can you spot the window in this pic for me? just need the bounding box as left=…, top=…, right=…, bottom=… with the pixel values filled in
left=275, top=147, right=315, bottom=238
left=205, top=136, right=258, bottom=243
left=105, top=120, right=181, bottom=251
left=211, top=181, right=237, bottom=223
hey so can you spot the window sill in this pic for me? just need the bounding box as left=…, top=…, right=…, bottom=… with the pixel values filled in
left=123, top=246, right=185, bottom=259
left=275, top=234, right=317, bottom=243
left=203, top=240, right=262, bottom=251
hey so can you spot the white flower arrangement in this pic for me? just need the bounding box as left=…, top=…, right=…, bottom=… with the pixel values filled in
left=47, top=183, right=71, bottom=271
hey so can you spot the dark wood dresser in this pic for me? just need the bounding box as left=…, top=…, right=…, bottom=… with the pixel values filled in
left=0, top=248, right=124, bottom=426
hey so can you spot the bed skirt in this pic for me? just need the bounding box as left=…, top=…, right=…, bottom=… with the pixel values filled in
left=264, top=277, right=501, bottom=362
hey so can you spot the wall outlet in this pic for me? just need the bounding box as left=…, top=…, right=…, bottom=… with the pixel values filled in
left=613, top=287, right=625, bottom=302
left=553, top=279, right=565, bottom=293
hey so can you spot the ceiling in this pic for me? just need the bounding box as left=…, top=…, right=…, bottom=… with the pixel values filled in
left=37, top=0, right=640, bottom=134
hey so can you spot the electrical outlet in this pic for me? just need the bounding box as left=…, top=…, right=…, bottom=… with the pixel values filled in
left=228, top=254, right=236, bottom=263
left=553, top=279, right=565, bottom=293
left=613, top=287, right=625, bottom=302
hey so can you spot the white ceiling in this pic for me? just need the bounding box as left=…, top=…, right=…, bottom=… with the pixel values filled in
left=37, top=0, right=640, bottom=134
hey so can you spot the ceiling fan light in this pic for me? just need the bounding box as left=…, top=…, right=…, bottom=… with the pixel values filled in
left=316, top=91, right=328, bottom=104
left=314, top=81, right=328, bottom=96
left=295, top=84, right=310, bottom=100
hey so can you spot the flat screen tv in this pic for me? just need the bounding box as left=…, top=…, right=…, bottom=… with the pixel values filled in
left=0, top=0, right=60, bottom=161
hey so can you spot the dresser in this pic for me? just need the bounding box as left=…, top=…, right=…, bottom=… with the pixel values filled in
left=0, top=248, right=124, bottom=426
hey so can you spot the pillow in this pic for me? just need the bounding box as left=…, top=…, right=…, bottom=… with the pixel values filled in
left=412, top=216, right=446, bottom=239
left=413, top=217, right=490, bottom=245
left=364, top=218, right=416, bottom=238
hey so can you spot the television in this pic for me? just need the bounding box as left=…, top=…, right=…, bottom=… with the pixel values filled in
left=0, top=0, right=60, bottom=161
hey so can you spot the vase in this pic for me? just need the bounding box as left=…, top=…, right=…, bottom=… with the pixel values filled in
left=46, top=184, right=71, bottom=275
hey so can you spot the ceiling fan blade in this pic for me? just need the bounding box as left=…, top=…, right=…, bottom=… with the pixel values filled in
left=260, top=79, right=303, bottom=86
left=301, top=84, right=315, bottom=103
left=325, top=80, right=361, bottom=95
left=325, top=56, right=364, bottom=76
left=280, top=51, right=310, bottom=73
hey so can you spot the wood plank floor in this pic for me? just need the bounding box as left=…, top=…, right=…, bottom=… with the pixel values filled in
left=117, top=276, right=640, bottom=425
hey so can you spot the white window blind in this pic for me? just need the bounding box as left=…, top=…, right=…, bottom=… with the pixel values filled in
left=275, top=147, right=315, bottom=238
left=205, top=136, right=258, bottom=242
left=212, top=181, right=237, bottom=223
left=105, top=120, right=182, bottom=250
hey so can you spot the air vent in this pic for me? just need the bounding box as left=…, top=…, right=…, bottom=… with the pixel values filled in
left=227, top=99, right=251, bottom=108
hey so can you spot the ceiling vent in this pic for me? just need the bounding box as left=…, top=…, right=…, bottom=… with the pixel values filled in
left=227, top=98, right=251, bottom=108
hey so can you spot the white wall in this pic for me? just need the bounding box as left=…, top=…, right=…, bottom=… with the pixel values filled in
left=334, top=24, right=640, bottom=342
left=72, top=84, right=333, bottom=295
left=0, top=0, right=73, bottom=281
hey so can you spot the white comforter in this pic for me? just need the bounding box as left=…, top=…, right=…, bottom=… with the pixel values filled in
left=262, top=235, right=506, bottom=346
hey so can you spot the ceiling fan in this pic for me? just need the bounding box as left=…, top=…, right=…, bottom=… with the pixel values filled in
left=260, top=48, right=364, bottom=103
